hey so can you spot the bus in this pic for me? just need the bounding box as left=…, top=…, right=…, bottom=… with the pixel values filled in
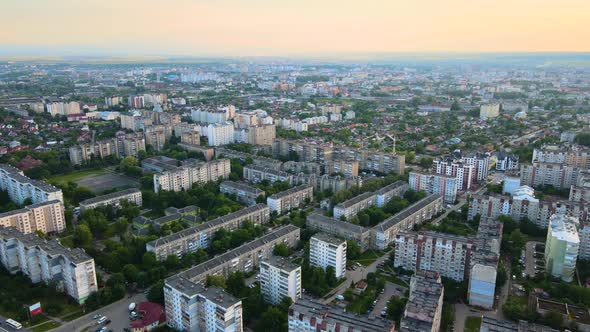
left=5, top=319, right=22, bottom=330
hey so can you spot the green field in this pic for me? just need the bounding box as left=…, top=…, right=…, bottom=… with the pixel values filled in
left=31, top=321, right=61, bottom=332
left=353, top=249, right=386, bottom=266
left=465, top=316, right=482, bottom=332
left=48, top=168, right=107, bottom=185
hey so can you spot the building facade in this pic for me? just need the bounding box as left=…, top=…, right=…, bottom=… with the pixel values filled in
left=0, top=200, right=66, bottom=234
left=0, top=164, right=64, bottom=204
left=400, top=271, right=444, bottom=332
left=220, top=181, right=265, bottom=206
left=259, top=256, right=302, bottom=304
left=409, top=171, right=458, bottom=204
left=154, top=159, right=230, bottom=193
left=79, top=188, right=142, bottom=211
left=544, top=212, right=579, bottom=282
left=267, top=185, right=313, bottom=215
left=309, top=233, right=347, bottom=278
left=520, top=162, right=579, bottom=190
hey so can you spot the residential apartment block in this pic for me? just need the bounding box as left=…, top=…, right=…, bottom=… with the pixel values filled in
left=154, top=158, right=230, bottom=193
left=375, top=180, right=410, bottom=207
left=579, top=223, right=590, bottom=261
left=468, top=186, right=590, bottom=228
left=79, top=188, right=142, bottom=211
left=372, top=194, right=444, bottom=250
left=287, top=298, right=395, bottom=332
left=545, top=212, right=579, bottom=282
left=0, top=227, right=97, bottom=303
left=260, top=256, right=302, bottom=304
left=532, top=145, right=590, bottom=169
left=496, top=152, right=519, bottom=172
left=215, top=148, right=283, bottom=171
left=243, top=165, right=292, bottom=184
left=146, top=204, right=270, bottom=260
left=480, top=103, right=500, bottom=119
left=409, top=171, right=458, bottom=204
left=433, top=158, right=475, bottom=191
left=400, top=271, right=444, bottom=332
left=324, top=159, right=359, bottom=177
left=199, top=122, right=235, bottom=146
left=69, top=132, right=146, bottom=165
left=267, top=185, right=313, bottom=215
left=520, top=162, right=579, bottom=190
left=306, top=213, right=372, bottom=251
left=394, top=231, right=477, bottom=281
left=164, top=278, right=242, bottom=332
left=0, top=164, right=64, bottom=204
left=234, top=124, right=276, bottom=146
left=468, top=264, right=497, bottom=310
left=310, top=233, right=347, bottom=278
left=220, top=181, right=265, bottom=206
left=0, top=200, right=66, bottom=234
left=569, top=170, right=590, bottom=203
left=333, top=192, right=376, bottom=220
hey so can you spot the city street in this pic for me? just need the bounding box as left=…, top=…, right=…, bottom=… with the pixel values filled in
left=53, top=293, right=146, bottom=332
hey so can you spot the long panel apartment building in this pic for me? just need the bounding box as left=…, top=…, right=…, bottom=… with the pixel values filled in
left=220, top=181, right=265, bottom=206
left=333, top=181, right=408, bottom=220
left=146, top=204, right=270, bottom=261
left=372, top=194, right=444, bottom=250
left=400, top=271, right=444, bottom=332
left=79, top=188, right=142, bottom=211
left=0, top=200, right=66, bottom=234
left=0, top=227, right=97, bottom=303
left=520, top=162, right=579, bottom=190
left=153, top=158, right=231, bottom=193
left=288, top=298, right=395, bottom=332
left=306, top=213, right=372, bottom=251
left=0, top=164, right=63, bottom=205
left=532, top=144, right=590, bottom=169
left=267, top=184, right=313, bottom=215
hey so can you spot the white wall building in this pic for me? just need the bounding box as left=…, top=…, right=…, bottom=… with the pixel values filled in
left=468, top=264, right=497, bottom=309
left=0, top=164, right=64, bottom=205
left=259, top=256, right=302, bottom=304
left=545, top=211, right=580, bottom=282
left=309, top=233, right=346, bottom=278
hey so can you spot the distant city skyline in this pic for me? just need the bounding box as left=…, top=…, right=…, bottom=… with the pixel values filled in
left=1, top=0, right=589, bottom=57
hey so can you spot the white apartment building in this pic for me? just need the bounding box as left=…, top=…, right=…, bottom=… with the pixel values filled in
left=154, top=159, right=230, bottom=193
left=220, top=181, right=265, bottom=206
left=0, top=200, right=66, bottom=234
left=267, top=185, right=313, bottom=215
left=468, top=264, right=497, bottom=309
left=0, top=227, right=98, bottom=303
left=463, top=153, right=491, bottom=182
left=532, top=145, right=590, bottom=169
left=545, top=212, right=580, bottom=282
left=520, top=162, right=579, bottom=190
left=309, top=233, right=346, bottom=278
left=579, top=223, right=590, bottom=261
left=409, top=171, right=458, bottom=204
left=203, top=122, right=235, bottom=146
left=375, top=181, right=409, bottom=207
left=79, top=188, right=142, bottom=211
left=433, top=159, right=474, bottom=191
left=0, top=164, right=64, bottom=205
left=259, top=256, right=302, bottom=304
left=165, top=277, right=243, bottom=332
left=496, top=152, right=519, bottom=172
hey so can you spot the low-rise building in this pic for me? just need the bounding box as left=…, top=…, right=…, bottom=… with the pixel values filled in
left=220, top=181, right=265, bottom=206
left=146, top=204, right=270, bottom=261
left=79, top=188, right=142, bottom=211
left=372, top=194, right=443, bottom=250
left=310, top=233, right=347, bottom=278
left=0, top=227, right=97, bottom=303
left=260, top=256, right=302, bottom=304
left=288, top=298, right=395, bottom=332
left=306, top=213, right=371, bottom=251
left=333, top=192, right=376, bottom=221
left=400, top=271, right=444, bottom=332
left=267, top=185, right=313, bottom=215
left=0, top=200, right=66, bottom=234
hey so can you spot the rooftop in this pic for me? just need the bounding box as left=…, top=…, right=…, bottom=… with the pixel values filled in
left=269, top=184, right=313, bottom=199
left=335, top=191, right=376, bottom=209
left=220, top=181, right=264, bottom=195
left=311, top=233, right=346, bottom=247
left=376, top=194, right=441, bottom=232
left=79, top=188, right=140, bottom=206
left=306, top=213, right=369, bottom=234
left=262, top=255, right=301, bottom=273
left=376, top=180, right=408, bottom=195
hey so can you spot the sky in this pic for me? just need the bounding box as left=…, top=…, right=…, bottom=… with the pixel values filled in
left=1, top=0, right=589, bottom=57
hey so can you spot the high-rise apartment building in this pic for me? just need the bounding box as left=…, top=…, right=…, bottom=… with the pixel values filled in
left=532, top=145, right=590, bottom=169
left=309, top=233, right=347, bottom=278
left=520, top=162, right=579, bottom=189
left=154, top=159, right=230, bottom=193
left=0, top=227, right=97, bottom=303
left=544, top=212, right=579, bottom=282
left=433, top=158, right=474, bottom=191
left=0, top=200, right=65, bottom=234
left=0, top=164, right=63, bottom=204
left=409, top=171, right=458, bottom=204
left=259, top=256, right=302, bottom=304
left=480, top=103, right=500, bottom=119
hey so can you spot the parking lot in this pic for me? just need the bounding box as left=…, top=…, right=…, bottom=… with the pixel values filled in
left=524, top=241, right=544, bottom=278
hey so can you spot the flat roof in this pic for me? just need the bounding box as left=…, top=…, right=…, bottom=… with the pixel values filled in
left=269, top=184, right=313, bottom=199
left=262, top=255, right=301, bottom=272
left=311, top=233, right=346, bottom=246
left=376, top=180, right=408, bottom=195
left=79, top=188, right=140, bottom=206
left=220, top=181, right=264, bottom=195
left=335, top=191, right=376, bottom=209
left=306, top=213, right=369, bottom=234
left=376, top=194, right=441, bottom=232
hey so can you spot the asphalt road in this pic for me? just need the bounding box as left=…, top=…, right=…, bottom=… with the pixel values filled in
left=524, top=241, right=543, bottom=277
left=369, top=281, right=406, bottom=318
left=0, top=315, right=30, bottom=332
left=53, top=293, right=146, bottom=332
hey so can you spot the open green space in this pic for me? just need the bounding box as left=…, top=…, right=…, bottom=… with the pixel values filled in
left=465, top=316, right=482, bottom=332
left=353, top=249, right=386, bottom=266
left=31, top=321, right=61, bottom=332
left=48, top=168, right=107, bottom=185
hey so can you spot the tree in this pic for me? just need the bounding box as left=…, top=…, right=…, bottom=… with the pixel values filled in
left=74, top=224, right=93, bottom=247
left=346, top=240, right=361, bottom=260
left=259, top=306, right=287, bottom=332
left=419, top=157, right=434, bottom=169
left=273, top=243, right=291, bottom=257
left=387, top=297, right=408, bottom=322
left=142, top=252, right=158, bottom=270
left=207, top=275, right=226, bottom=289
left=325, top=266, right=338, bottom=287
left=543, top=310, right=563, bottom=329
left=122, top=264, right=139, bottom=282
left=147, top=280, right=165, bottom=304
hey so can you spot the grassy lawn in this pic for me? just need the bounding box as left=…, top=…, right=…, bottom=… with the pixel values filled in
left=49, top=168, right=107, bottom=185
left=61, top=309, right=87, bottom=321
left=353, top=249, right=386, bottom=266
left=31, top=321, right=61, bottom=332
left=465, top=316, right=482, bottom=332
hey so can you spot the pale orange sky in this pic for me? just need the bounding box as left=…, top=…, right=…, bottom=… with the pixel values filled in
left=1, top=0, right=589, bottom=56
